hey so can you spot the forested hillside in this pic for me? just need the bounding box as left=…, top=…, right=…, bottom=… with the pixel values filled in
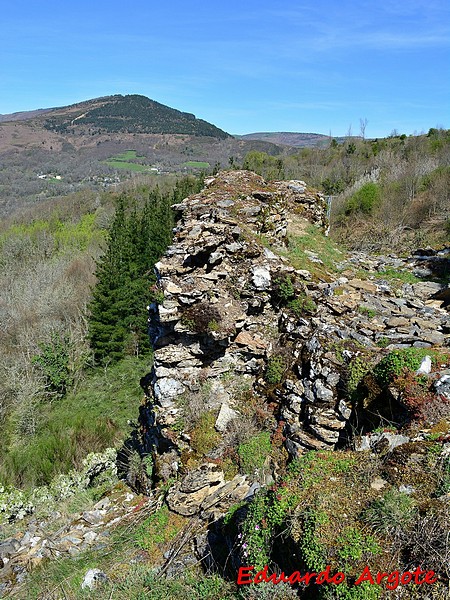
left=0, top=175, right=203, bottom=488
left=0, top=92, right=280, bottom=218
left=43, top=95, right=230, bottom=138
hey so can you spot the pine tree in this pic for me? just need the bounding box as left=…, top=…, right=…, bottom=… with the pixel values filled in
left=88, top=196, right=134, bottom=362
left=88, top=177, right=203, bottom=364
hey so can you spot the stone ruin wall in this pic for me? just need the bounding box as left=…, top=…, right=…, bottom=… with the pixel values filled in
left=143, top=170, right=449, bottom=486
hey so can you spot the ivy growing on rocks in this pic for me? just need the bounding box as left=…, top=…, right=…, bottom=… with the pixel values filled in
left=373, top=348, right=432, bottom=387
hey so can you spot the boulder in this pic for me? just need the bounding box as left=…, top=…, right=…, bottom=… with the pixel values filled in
left=251, top=266, right=271, bottom=290
left=215, top=403, right=239, bottom=432
left=81, top=568, right=108, bottom=591
left=154, top=378, right=186, bottom=404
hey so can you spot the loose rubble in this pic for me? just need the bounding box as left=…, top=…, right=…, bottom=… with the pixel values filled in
left=0, top=483, right=143, bottom=595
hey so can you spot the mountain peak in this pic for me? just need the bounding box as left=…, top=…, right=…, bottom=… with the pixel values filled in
left=42, top=94, right=230, bottom=138
left=0, top=94, right=230, bottom=139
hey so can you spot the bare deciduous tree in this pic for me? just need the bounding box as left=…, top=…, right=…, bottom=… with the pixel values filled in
left=359, top=117, right=368, bottom=140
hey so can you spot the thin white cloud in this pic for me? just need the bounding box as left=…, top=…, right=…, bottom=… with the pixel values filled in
left=331, top=30, right=449, bottom=50
left=254, top=3, right=450, bottom=54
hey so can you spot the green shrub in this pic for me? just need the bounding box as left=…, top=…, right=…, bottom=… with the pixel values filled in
left=265, top=355, right=286, bottom=384
left=190, top=411, right=221, bottom=455
left=301, top=520, right=381, bottom=600
left=298, top=508, right=328, bottom=571
left=336, top=526, right=380, bottom=563
left=239, top=483, right=297, bottom=569
left=345, top=183, right=380, bottom=215
left=362, top=489, right=417, bottom=535
left=273, top=274, right=295, bottom=303
left=288, top=295, right=317, bottom=317
left=242, top=150, right=284, bottom=179
left=223, top=501, right=246, bottom=525
left=207, top=319, right=220, bottom=332
left=373, top=348, right=431, bottom=386
left=322, top=177, right=346, bottom=195
left=181, top=302, right=222, bottom=334
left=272, top=273, right=317, bottom=316
left=238, top=431, right=272, bottom=474
left=347, top=356, right=372, bottom=400
left=32, top=332, right=73, bottom=398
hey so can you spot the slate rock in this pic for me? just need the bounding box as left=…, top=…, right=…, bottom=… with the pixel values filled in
left=251, top=266, right=271, bottom=290
left=215, top=403, right=239, bottom=432
left=81, top=568, right=108, bottom=590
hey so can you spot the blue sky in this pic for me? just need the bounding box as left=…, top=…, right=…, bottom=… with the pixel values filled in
left=1, top=0, right=449, bottom=137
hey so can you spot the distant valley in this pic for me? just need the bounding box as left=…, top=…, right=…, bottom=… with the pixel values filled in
left=0, top=94, right=335, bottom=217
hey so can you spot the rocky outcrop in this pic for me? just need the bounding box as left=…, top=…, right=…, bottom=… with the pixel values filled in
left=146, top=171, right=333, bottom=462
left=143, top=170, right=448, bottom=470
left=166, top=463, right=250, bottom=518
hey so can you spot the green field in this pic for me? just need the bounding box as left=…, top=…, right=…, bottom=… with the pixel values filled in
left=183, top=161, right=210, bottom=169
left=105, top=161, right=150, bottom=172
left=112, top=150, right=146, bottom=161
left=104, top=150, right=153, bottom=172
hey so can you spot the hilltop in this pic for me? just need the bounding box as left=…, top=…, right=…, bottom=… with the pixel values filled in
left=236, top=131, right=349, bottom=147
left=0, top=95, right=230, bottom=138
left=42, top=94, right=230, bottom=138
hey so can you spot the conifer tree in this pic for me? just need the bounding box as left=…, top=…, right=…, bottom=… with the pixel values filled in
left=88, top=195, right=134, bottom=362
left=88, top=177, right=203, bottom=364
